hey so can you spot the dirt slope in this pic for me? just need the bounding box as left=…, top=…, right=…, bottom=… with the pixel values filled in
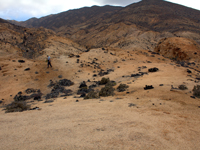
left=0, top=46, right=200, bottom=149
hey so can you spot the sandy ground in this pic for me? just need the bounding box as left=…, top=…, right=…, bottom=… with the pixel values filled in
left=0, top=48, right=200, bottom=149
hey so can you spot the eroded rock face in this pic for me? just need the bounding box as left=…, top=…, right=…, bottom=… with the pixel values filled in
left=154, top=37, right=200, bottom=61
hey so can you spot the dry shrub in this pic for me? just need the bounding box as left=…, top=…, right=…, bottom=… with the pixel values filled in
left=6, top=101, right=30, bottom=113
left=193, top=85, right=200, bottom=98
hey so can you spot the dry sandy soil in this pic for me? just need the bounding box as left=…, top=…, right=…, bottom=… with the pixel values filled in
left=0, top=47, right=200, bottom=149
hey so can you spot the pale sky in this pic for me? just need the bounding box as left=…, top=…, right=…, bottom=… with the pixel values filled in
left=0, top=0, right=199, bottom=21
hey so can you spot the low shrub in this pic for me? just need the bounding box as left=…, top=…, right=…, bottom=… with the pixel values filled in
left=99, top=77, right=110, bottom=85
left=99, top=85, right=115, bottom=97
left=6, top=101, right=30, bottom=113
left=193, top=85, right=200, bottom=98
left=84, top=91, right=99, bottom=99
left=178, top=85, right=188, bottom=90
left=117, top=84, right=129, bottom=92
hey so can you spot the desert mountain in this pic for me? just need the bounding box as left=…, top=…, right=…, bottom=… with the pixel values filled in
left=9, top=0, right=200, bottom=51
left=0, top=20, right=84, bottom=59
left=1, top=0, right=200, bottom=149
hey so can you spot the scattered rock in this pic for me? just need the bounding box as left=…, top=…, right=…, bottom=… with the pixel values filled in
left=35, top=71, right=39, bottom=74
left=187, top=69, right=192, bottom=73
left=24, top=68, right=30, bottom=71
left=144, top=85, right=154, bottom=90
left=18, top=60, right=25, bottom=63
left=159, top=84, right=164, bottom=86
left=79, top=81, right=87, bottom=89
left=0, top=66, right=1, bottom=70
left=44, top=100, right=54, bottom=103
left=58, top=75, right=62, bottom=78
left=76, top=100, right=79, bottom=102
left=148, top=67, right=159, bottom=72
left=25, top=88, right=36, bottom=94
left=77, top=59, right=80, bottom=63
left=190, top=96, right=196, bottom=99
left=128, top=103, right=136, bottom=107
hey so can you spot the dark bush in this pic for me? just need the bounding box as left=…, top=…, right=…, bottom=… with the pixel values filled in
left=59, top=79, right=74, bottom=86
left=193, top=85, right=200, bottom=98
left=178, top=85, right=188, bottom=90
left=99, top=77, right=110, bottom=85
left=6, top=101, right=30, bottom=113
left=106, top=81, right=116, bottom=87
left=99, top=85, right=115, bottom=97
left=117, top=84, right=129, bottom=92
left=84, top=91, right=99, bottom=99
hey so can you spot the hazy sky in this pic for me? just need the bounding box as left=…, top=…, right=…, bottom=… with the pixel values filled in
left=0, top=0, right=199, bottom=21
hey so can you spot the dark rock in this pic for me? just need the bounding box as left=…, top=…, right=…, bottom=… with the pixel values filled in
left=190, top=96, right=196, bottom=99
left=159, top=84, right=164, bottom=86
left=76, top=100, right=79, bottom=102
left=128, top=103, right=136, bottom=107
left=194, top=52, right=197, bottom=55
left=79, top=81, right=87, bottom=89
left=46, top=71, right=49, bottom=74
left=85, top=49, right=90, bottom=52
left=18, top=60, right=25, bottom=63
left=25, top=88, right=36, bottom=94
left=35, top=71, right=38, bottom=74
left=58, top=75, right=62, bottom=78
left=32, top=107, right=40, bottom=110
left=24, top=68, right=30, bottom=71
left=44, top=100, right=54, bottom=103
left=0, top=100, right=2, bottom=104
left=0, top=66, right=1, bottom=70
left=198, top=106, right=200, bottom=108
left=66, top=61, right=68, bottom=63
left=76, top=55, right=80, bottom=58
left=131, top=73, right=142, bottom=78
left=144, top=85, right=154, bottom=90
left=147, top=61, right=152, bottom=63
left=187, top=69, right=192, bottom=73
left=93, top=74, right=97, bottom=77
left=80, top=93, right=86, bottom=97
left=148, top=67, right=159, bottom=72
left=102, top=48, right=105, bottom=50
left=77, top=59, right=80, bottom=63
left=18, top=91, right=22, bottom=95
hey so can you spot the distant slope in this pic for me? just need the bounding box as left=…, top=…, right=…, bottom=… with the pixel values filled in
left=8, top=0, right=200, bottom=50
left=0, top=18, right=84, bottom=59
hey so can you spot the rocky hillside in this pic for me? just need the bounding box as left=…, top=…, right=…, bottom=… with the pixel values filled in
left=0, top=20, right=84, bottom=59
left=9, top=0, right=200, bottom=51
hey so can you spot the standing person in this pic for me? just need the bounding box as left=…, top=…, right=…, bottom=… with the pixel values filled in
left=47, top=55, right=52, bottom=68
